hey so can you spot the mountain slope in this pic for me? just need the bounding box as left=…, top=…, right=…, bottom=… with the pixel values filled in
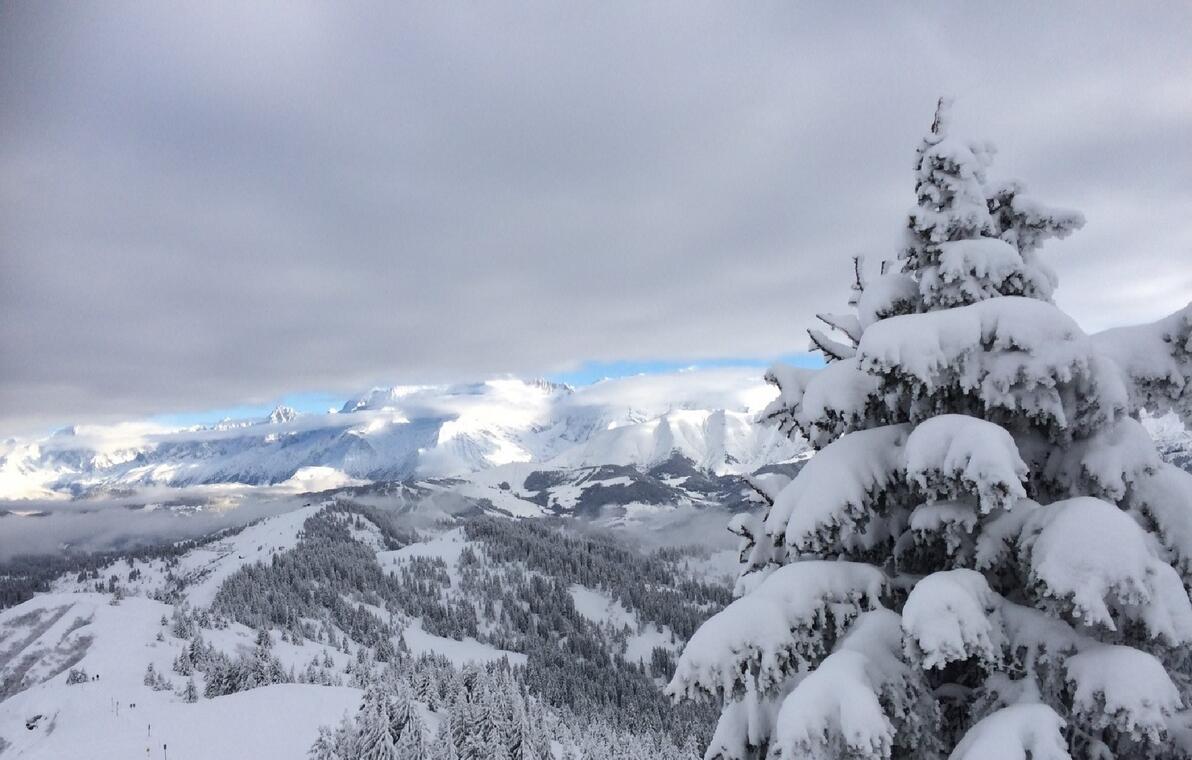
left=0, top=499, right=728, bottom=759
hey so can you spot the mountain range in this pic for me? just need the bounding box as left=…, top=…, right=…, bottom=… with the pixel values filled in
left=0, top=369, right=803, bottom=503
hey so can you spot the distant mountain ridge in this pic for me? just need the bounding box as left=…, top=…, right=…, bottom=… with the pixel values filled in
left=0, top=369, right=803, bottom=500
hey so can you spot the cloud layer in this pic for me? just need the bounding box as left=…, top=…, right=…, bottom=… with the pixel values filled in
left=2, top=2, right=1190, bottom=435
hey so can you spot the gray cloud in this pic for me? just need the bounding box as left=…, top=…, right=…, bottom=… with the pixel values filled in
left=2, top=1, right=1190, bottom=436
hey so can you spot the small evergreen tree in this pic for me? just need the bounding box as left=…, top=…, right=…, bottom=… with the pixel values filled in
left=309, top=726, right=341, bottom=760
left=172, top=648, right=194, bottom=676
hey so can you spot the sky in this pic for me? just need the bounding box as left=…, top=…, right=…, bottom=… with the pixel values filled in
left=2, top=2, right=1190, bottom=438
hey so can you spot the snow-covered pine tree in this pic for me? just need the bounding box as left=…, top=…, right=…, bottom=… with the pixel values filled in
left=431, top=718, right=460, bottom=760
left=245, top=628, right=288, bottom=689
left=181, top=676, right=198, bottom=703
left=354, top=685, right=401, bottom=760
left=396, top=707, right=430, bottom=760
left=384, top=678, right=428, bottom=754
left=334, top=715, right=359, bottom=760
left=172, top=647, right=193, bottom=676
left=172, top=606, right=194, bottom=639
left=202, top=653, right=231, bottom=698
left=667, top=99, right=1192, bottom=759
left=308, top=726, right=341, bottom=760
left=188, top=634, right=208, bottom=669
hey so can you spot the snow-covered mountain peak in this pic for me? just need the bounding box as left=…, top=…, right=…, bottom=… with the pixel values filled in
left=526, top=377, right=575, bottom=395
left=340, top=384, right=439, bottom=413
left=266, top=405, right=298, bottom=425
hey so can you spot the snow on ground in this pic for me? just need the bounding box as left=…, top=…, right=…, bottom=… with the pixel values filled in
left=377, top=527, right=472, bottom=584
left=570, top=585, right=637, bottom=629
left=329, top=509, right=388, bottom=551
left=626, top=624, right=678, bottom=663
left=569, top=584, right=678, bottom=663
left=402, top=623, right=526, bottom=667
left=0, top=599, right=96, bottom=694
left=10, top=676, right=360, bottom=760
left=420, top=476, right=548, bottom=518
left=538, top=477, right=635, bottom=511
left=0, top=593, right=362, bottom=760
left=194, top=618, right=356, bottom=677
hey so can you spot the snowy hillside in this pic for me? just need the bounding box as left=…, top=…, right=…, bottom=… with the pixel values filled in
left=0, top=370, right=801, bottom=500
left=0, top=499, right=728, bottom=758
left=0, top=593, right=364, bottom=760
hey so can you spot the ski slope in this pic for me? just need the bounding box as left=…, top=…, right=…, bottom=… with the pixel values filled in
left=0, top=593, right=361, bottom=760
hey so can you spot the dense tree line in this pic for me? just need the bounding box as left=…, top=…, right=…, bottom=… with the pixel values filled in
left=462, top=517, right=731, bottom=639
left=311, top=656, right=699, bottom=760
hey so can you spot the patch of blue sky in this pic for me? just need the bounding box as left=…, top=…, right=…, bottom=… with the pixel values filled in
left=547, top=352, right=822, bottom=386
left=149, top=390, right=344, bottom=429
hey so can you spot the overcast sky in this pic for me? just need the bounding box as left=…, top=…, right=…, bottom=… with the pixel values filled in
left=2, top=2, right=1190, bottom=437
